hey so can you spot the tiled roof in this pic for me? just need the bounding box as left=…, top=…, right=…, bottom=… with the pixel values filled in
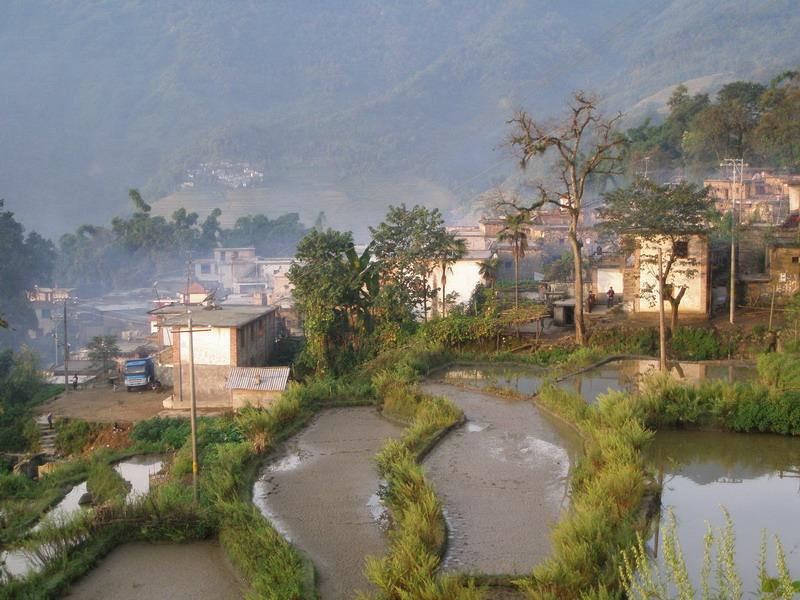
left=225, top=366, right=290, bottom=391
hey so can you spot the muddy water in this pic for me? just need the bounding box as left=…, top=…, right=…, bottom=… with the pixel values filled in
left=114, top=455, right=163, bottom=502
left=65, top=541, right=243, bottom=599
left=252, top=407, right=403, bottom=600
left=647, top=430, right=800, bottom=593
left=559, top=359, right=758, bottom=404
left=422, top=383, right=580, bottom=574
left=1, top=455, right=165, bottom=580
left=438, top=364, right=546, bottom=396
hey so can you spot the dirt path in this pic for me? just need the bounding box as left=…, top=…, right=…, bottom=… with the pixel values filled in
left=38, top=388, right=167, bottom=423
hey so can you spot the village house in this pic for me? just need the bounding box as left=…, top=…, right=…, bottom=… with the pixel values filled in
left=742, top=242, right=800, bottom=306
left=588, top=234, right=711, bottom=318
left=704, top=170, right=800, bottom=225
left=25, top=287, right=76, bottom=339
left=624, top=234, right=711, bottom=318
left=430, top=225, right=496, bottom=313
left=160, top=304, right=278, bottom=409
left=224, top=366, right=290, bottom=408
left=194, top=248, right=296, bottom=307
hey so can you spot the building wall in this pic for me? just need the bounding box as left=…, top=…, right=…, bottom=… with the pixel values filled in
left=232, top=312, right=275, bottom=367
left=178, top=327, right=232, bottom=365
left=632, top=235, right=709, bottom=315
left=594, top=268, right=624, bottom=296
left=431, top=260, right=483, bottom=309
left=169, top=364, right=232, bottom=407
left=230, top=389, right=282, bottom=409
left=749, top=247, right=800, bottom=302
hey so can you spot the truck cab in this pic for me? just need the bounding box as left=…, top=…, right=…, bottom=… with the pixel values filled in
left=123, top=358, right=156, bottom=391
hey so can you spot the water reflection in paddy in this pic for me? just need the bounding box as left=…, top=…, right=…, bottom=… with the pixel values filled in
left=558, top=359, right=758, bottom=404
left=1, top=455, right=164, bottom=581
left=647, top=430, right=800, bottom=593
left=438, top=364, right=546, bottom=396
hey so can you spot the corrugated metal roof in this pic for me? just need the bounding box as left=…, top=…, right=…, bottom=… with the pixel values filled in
left=225, top=366, right=290, bottom=391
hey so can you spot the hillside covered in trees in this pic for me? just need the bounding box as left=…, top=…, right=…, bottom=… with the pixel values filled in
left=2, top=1, right=800, bottom=237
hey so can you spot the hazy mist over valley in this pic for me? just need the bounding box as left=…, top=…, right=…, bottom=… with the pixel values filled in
left=3, top=0, right=800, bottom=239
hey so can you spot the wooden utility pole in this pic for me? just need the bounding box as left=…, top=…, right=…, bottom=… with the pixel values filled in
left=769, top=282, right=777, bottom=331
left=658, top=248, right=667, bottom=373
left=187, top=310, right=198, bottom=503
left=721, top=158, right=746, bottom=324
left=63, top=299, right=70, bottom=393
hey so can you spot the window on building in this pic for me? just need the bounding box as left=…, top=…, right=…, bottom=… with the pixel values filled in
left=200, top=263, right=211, bottom=274
left=792, top=256, right=799, bottom=264
left=673, top=240, right=689, bottom=259
left=41, top=308, right=51, bottom=319
left=231, top=251, right=238, bottom=260
left=503, top=261, right=512, bottom=269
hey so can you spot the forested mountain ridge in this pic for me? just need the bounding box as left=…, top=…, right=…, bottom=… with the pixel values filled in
left=2, top=1, right=799, bottom=236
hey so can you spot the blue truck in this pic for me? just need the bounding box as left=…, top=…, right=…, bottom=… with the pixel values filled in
left=123, top=357, right=158, bottom=392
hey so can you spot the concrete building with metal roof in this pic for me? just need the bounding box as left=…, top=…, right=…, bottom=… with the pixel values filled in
left=160, top=305, right=279, bottom=409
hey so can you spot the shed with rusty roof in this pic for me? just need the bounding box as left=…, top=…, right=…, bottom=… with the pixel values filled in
left=225, top=366, right=290, bottom=408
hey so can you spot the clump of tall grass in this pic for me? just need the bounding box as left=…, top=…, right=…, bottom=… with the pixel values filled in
left=86, top=458, right=129, bottom=506
left=620, top=508, right=799, bottom=599
left=218, top=500, right=313, bottom=600
left=516, top=384, right=653, bottom=598
left=364, top=352, right=479, bottom=599
left=234, top=394, right=305, bottom=453
left=637, top=372, right=800, bottom=435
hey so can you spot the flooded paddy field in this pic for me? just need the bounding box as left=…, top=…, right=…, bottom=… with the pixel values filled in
left=64, top=541, right=243, bottom=599
left=437, top=363, right=546, bottom=396
left=647, top=430, right=800, bottom=592
left=252, top=407, right=403, bottom=600
left=558, top=359, right=758, bottom=404
left=422, top=382, right=580, bottom=575
left=1, top=455, right=164, bottom=580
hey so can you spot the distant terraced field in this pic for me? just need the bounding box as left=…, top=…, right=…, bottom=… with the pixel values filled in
left=151, top=176, right=458, bottom=241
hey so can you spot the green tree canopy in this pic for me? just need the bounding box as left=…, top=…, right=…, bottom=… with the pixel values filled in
left=599, top=178, right=715, bottom=329
left=370, top=204, right=449, bottom=321
left=288, top=229, right=377, bottom=374
left=87, top=335, right=121, bottom=374
left=0, top=200, right=55, bottom=349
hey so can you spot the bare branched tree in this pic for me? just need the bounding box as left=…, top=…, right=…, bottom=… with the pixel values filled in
left=500, top=92, right=626, bottom=344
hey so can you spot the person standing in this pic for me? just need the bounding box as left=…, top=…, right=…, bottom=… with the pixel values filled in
left=606, top=286, right=615, bottom=307
left=46, top=412, right=53, bottom=430
left=72, top=374, right=78, bottom=391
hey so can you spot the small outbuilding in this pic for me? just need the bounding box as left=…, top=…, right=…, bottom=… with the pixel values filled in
left=552, top=299, right=576, bottom=326
left=225, top=366, right=290, bottom=408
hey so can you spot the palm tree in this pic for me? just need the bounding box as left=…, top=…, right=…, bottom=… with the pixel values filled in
left=437, top=236, right=467, bottom=317
left=478, top=256, right=499, bottom=289
left=498, top=213, right=530, bottom=309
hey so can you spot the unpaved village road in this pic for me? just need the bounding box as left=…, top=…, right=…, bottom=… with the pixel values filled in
left=38, top=388, right=167, bottom=422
